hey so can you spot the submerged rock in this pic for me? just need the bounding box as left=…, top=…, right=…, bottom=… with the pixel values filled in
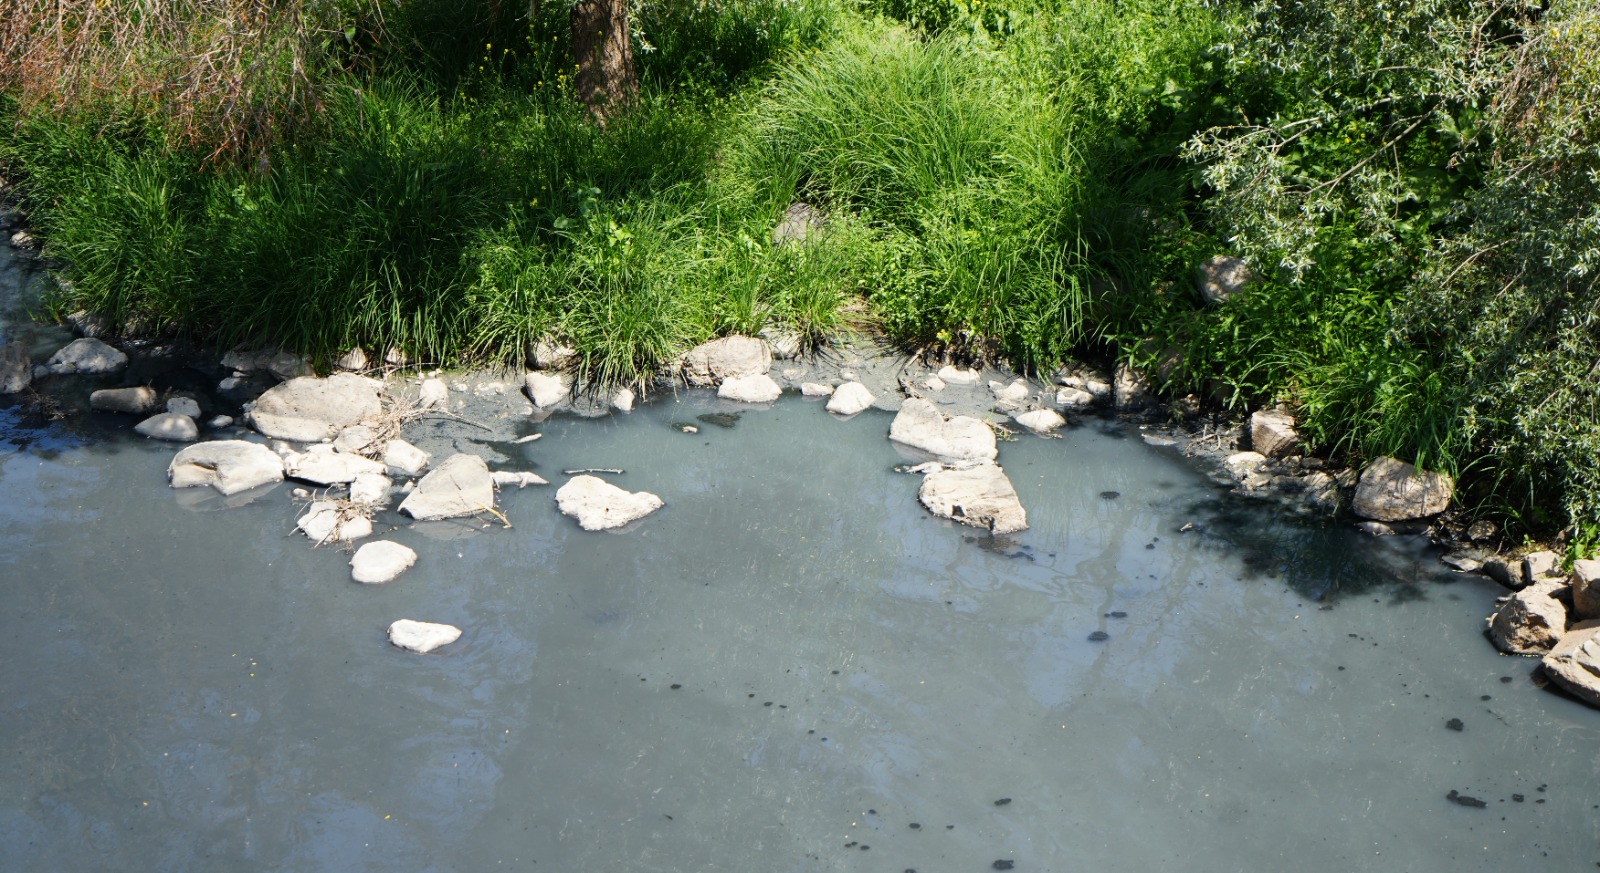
left=90, top=386, right=158, bottom=414
left=297, top=500, right=373, bottom=543
left=719, top=373, right=782, bottom=404
left=399, top=453, right=495, bottom=520
left=383, top=439, right=430, bottom=478
left=0, top=342, right=30, bottom=394
left=889, top=398, right=997, bottom=464
left=245, top=373, right=383, bottom=442
left=524, top=371, right=570, bottom=408
left=682, top=336, right=771, bottom=387
left=387, top=619, right=461, bottom=653
left=135, top=412, right=199, bottom=442
left=1489, top=579, right=1568, bottom=656
left=286, top=446, right=386, bottom=485
left=555, top=475, right=663, bottom=531
left=801, top=382, right=835, bottom=398
left=351, top=541, right=417, bottom=584
left=44, top=338, right=127, bottom=375
left=918, top=463, right=1028, bottom=534
left=612, top=387, right=635, bottom=413
left=1541, top=620, right=1600, bottom=707
left=1352, top=456, right=1452, bottom=521
left=827, top=381, right=875, bottom=416
left=168, top=440, right=284, bottom=495
left=1251, top=409, right=1299, bottom=458
left=1013, top=408, right=1066, bottom=433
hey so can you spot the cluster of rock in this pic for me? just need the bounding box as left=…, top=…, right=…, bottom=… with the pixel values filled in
left=1480, top=552, right=1600, bottom=707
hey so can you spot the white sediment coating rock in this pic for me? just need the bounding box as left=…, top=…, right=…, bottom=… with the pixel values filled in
left=1013, top=408, right=1065, bottom=433
left=826, top=382, right=875, bottom=416
left=492, top=471, right=549, bottom=489
left=718, top=373, right=782, bottom=404
left=888, top=398, right=997, bottom=464
left=168, top=440, right=284, bottom=495
left=418, top=378, right=448, bottom=410
left=398, top=453, right=495, bottom=520
left=917, top=463, right=1028, bottom=534
left=286, top=445, right=386, bottom=485
left=134, top=412, right=199, bottom=442
left=351, top=541, right=417, bottom=584
left=524, top=371, right=570, bottom=408
left=680, top=336, right=771, bottom=387
left=350, top=472, right=392, bottom=506
left=387, top=619, right=461, bottom=653
left=45, top=338, right=127, bottom=375
left=245, top=373, right=383, bottom=442
left=297, top=500, right=373, bottom=544
left=801, top=382, right=835, bottom=397
left=555, top=475, right=663, bottom=531
left=937, top=366, right=980, bottom=385
left=383, top=439, right=430, bottom=477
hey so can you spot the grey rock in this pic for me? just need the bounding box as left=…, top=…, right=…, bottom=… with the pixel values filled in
left=384, top=346, right=410, bottom=367
left=135, top=413, right=199, bottom=442
left=65, top=310, right=108, bottom=338
left=555, top=475, right=663, bottom=531
left=772, top=202, right=825, bottom=246
left=208, top=415, right=234, bottom=429
left=399, top=453, right=495, bottom=521
left=1013, top=408, right=1066, bottom=433
left=1488, top=579, right=1568, bottom=656
left=801, top=382, right=835, bottom=397
left=333, top=424, right=378, bottom=455
left=1355, top=521, right=1396, bottom=536
left=44, top=338, right=127, bottom=375
left=524, top=371, right=570, bottom=408
left=418, top=378, right=448, bottom=410
left=1523, top=550, right=1562, bottom=585
left=990, top=378, right=1031, bottom=404
left=827, top=382, right=875, bottom=416
left=718, top=373, right=782, bottom=404
left=1196, top=254, right=1252, bottom=304
left=265, top=351, right=312, bottom=382
left=1224, top=451, right=1268, bottom=479
left=351, top=541, right=417, bottom=584
left=918, top=463, right=1028, bottom=535
left=297, top=500, right=373, bottom=543
left=760, top=326, right=802, bottom=360
left=383, top=439, right=430, bottom=478
left=1483, top=557, right=1521, bottom=589
left=1055, top=387, right=1094, bottom=412
left=245, top=373, right=383, bottom=442
left=1541, top=620, right=1600, bottom=708
left=1301, top=470, right=1340, bottom=513
left=286, top=446, right=386, bottom=485
left=1571, top=559, right=1600, bottom=620
left=889, top=398, right=997, bottom=464
left=388, top=619, right=461, bottom=653
left=1466, top=519, right=1499, bottom=543
left=0, top=342, right=30, bottom=394
left=1441, top=552, right=1485, bottom=573
left=90, top=386, right=159, bottom=414
left=169, top=440, right=284, bottom=495
left=936, top=365, right=980, bottom=386
left=681, top=336, right=771, bottom=387
left=335, top=347, right=368, bottom=371
left=1251, top=409, right=1299, bottom=458
left=1352, top=456, right=1452, bottom=521
left=1112, top=364, right=1150, bottom=410
left=166, top=396, right=202, bottom=420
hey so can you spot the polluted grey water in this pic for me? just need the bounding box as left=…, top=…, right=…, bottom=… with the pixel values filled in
left=4, top=267, right=1600, bottom=872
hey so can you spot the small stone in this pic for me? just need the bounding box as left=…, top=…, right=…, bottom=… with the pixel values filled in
left=349, top=472, right=392, bottom=506
left=528, top=337, right=577, bottom=371
left=387, top=619, right=461, bottom=653
left=1445, top=790, right=1487, bottom=809
left=43, top=337, right=127, bottom=375
left=1250, top=409, right=1299, bottom=458
left=992, top=861, right=1015, bottom=871
left=351, top=541, right=417, bottom=584
left=1055, top=387, right=1094, bottom=412
left=1355, top=521, right=1395, bottom=536
left=333, top=424, right=378, bottom=454
left=923, top=375, right=946, bottom=392
left=718, top=373, right=782, bottom=404
left=1013, top=408, right=1065, bottom=433
left=801, top=382, right=835, bottom=398
left=1523, top=550, right=1561, bottom=585
left=1466, top=519, right=1498, bottom=543
left=383, top=439, right=430, bottom=477
left=335, top=347, right=368, bottom=371
left=1440, top=552, right=1484, bottom=573
left=166, top=396, right=202, bottom=419
left=418, top=378, right=448, bottom=410
left=1087, top=630, right=1110, bottom=642
left=134, top=412, right=199, bottom=442
left=556, top=475, right=664, bottom=531
left=680, top=336, right=771, bottom=387
left=384, top=346, right=410, bottom=367
left=91, top=386, right=159, bottom=414
left=760, top=327, right=802, bottom=360
left=936, top=365, right=980, bottom=386
left=524, top=371, right=570, bottom=408
left=399, top=454, right=495, bottom=520
left=826, top=382, right=875, bottom=416
left=612, top=387, right=635, bottom=413
left=208, top=415, right=234, bottom=429
left=1445, top=718, right=1464, bottom=731
left=989, top=379, right=1030, bottom=404
left=1224, top=451, right=1267, bottom=478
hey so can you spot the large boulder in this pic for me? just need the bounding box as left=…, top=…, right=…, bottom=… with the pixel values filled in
left=1571, top=559, right=1600, bottom=621
left=1352, top=456, right=1452, bottom=521
left=351, top=541, right=417, bottom=584
left=90, top=386, right=159, bottom=414
left=168, top=440, right=285, bottom=495
left=918, top=463, right=1028, bottom=535
left=388, top=619, right=462, bottom=653
left=826, top=381, right=875, bottom=416
left=680, top=336, right=770, bottom=387
left=398, top=453, right=495, bottom=520
left=135, top=412, right=199, bottom=442
left=1196, top=255, right=1252, bottom=304
left=889, top=398, right=997, bottom=464
left=43, top=337, right=126, bottom=375
left=245, top=373, right=383, bottom=442
left=555, top=475, right=663, bottom=531
left=1541, top=620, right=1600, bottom=708
left=1251, top=409, right=1299, bottom=458
left=285, top=445, right=387, bottom=485
left=718, top=373, right=782, bottom=404
left=0, top=342, right=32, bottom=394
left=1488, top=579, right=1569, bottom=656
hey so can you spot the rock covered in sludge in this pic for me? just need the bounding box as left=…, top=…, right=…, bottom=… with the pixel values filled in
left=245, top=373, right=383, bottom=442
left=90, top=386, right=158, bottom=414
left=351, top=541, right=417, bottom=584
left=168, top=440, right=285, bottom=495
left=1352, top=456, right=1452, bottom=521
left=555, top=475, right=663, bottom=531
left=718, top=373, right=782, bottom=404
left=398, top=453, right=495, bottom=520
left=917, top=463, right=1028, bottom=535
left=1488, top=579, right=1568, bottom=656
left=888, top=398, right=997, bottom=464
left=387, top=619, right=461, bottom=653
left=135, top=412, right=199, bottom=442
left=349, top=472, right=392, bottom=506
left=826, top=381, right=875, bottom=416
left=418, top=378, right=448, bottom=410
left=44, top=338, right=127, bottom=375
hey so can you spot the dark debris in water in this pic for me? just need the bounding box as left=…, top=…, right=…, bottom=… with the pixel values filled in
left=1447, top=790, right=1488, bottom=809
left=993, top=797, right=1011, bottom=806
left=696, top=412, right=741, bottom=428
left=1099, top=491, right=1121, bottom=500
left=1087, top=631, right=1110, bottom=642
left=1446, top=718, right=1464, bottom=731
left=1105, top=611, right=1127, bottom=619
left=993, top=861, right=1016, bottom=870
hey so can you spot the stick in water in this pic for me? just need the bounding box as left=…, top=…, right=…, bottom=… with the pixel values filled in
left=563, top=468, right=623, bottom=475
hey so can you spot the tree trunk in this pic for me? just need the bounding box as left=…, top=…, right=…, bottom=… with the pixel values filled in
left=570, top=0, right=637, bottom=123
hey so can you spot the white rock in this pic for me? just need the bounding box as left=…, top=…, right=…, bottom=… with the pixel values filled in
left=524, top=371, right=570, bottom=408
left=1352, top=456, right=1452, bottom=521
left=349, top=472, right=392, bottom=506
left=44, top=338, right=127, bottom=375
left=1224, top=451, right=1268, bottom=478
left=1013, top=408, right=1066, bottom=433
left=0, top=342, right=30, bottom=394
left=383, top=439, right=430, bottom=477
left=801, top=382, right=835, bottom=397
left=1055, top=387, right=1095, bottom=412
left=350, top=541, right=417, bottom=584
left=387, top=619, right=461, bottom=653
left=208, top=415, right=234, bottom=429
left=826, top=382, right=875, bottom=416
left=681, top=336, right=771, bottom=386
left=90, top=386, right=158, bottom=414
left=398, top=453, right=495, bottom=520
left=286, top=446, right=386, bottom=485
left=936, top=365, right=980, bottom=385
left=1488, top=578, right=1568, bottom=655
left=718, top=373, right=782, bottom=403
left=418, top=378, right=448, bottom=410
left=1571, top=559, right=1600, bottom=621
left=333, top=425, right=378, bottom=454
left=918, top=463, right=1028, bottom=534
left=335, top=347, right=368, bottom=371
left=989, top=379, right=1030, bottom=404
left=135, top=412, right=199, bottom=442
left=555, top=475, right=663, bottom=531
left=297, top=500, right=373, bottom=543
left=168, top=440, right=284, bottom=495
left=1541, top=620, right=1600, bottom=708
left=384, top=346, right=410, bottom=367
left=245, top=373, right=383, bottom=442
left=612, top=387, right=635, bottom=412
left=166, top=396, right=202, bottom=419
left=1524, top=550, right=1562, bottom=585
left=1251, top=409, right=1299, bottom=458
left=492, top=471, right=549, bottom=488
left=888, top=398, right=997, bottom=463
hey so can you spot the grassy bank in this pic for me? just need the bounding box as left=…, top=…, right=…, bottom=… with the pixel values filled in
left=2, top=0, right=1598, bottom=547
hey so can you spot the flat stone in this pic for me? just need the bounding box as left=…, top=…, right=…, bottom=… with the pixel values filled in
left=889, top=398, right=997, bottom=464
left=90, top=386, right=159, bottom=414
left=936, top=365, right=980, bottom=385
left=333, top=425, right=378, bottom=454
left=208, top=415, right=234, bottom=429
left=1352, top=456, right=1452, bottom=521
left=492, top=471, right=549, bottom=488
left=0, top=342, right=32, bottom=394
left=1483, top=556, right=1521, bottom=589
left=555, top=475, right=663, bottom=531
left=1055, top=387, right=1094, bottom=412
left=718, top=373, right=782, bottom=404
left=1251, top=409, right=1299, bottom=458
left=680, top=336, right=771, bottom=387
left=399, top=453, right=495, bottom=520
left=1488, top=579, right=1568, bottom=656
left=418, top=378, right=448, bottom=410
left=297, top=500, right=373, bottom=543
left=524, top=371, right=570, bottom=408
left=802, top=382, right=835, bottom=397
left=169, top=440, right=284, bottom=495
left=1014, top=408, right=1066, bottom=433
left=612, top=387, right=635, bottom=412
left=134, top=413, right=199, bottom=442
left=827, top=382, right=875, bottom=416
left=245, top=373, right=383, bottom=442
left=1441, top=552, right=1484, bottom=573
left=1196, top=254, right=1252, bottom=304
left=383, top=439, right=430, bottom=478
left=1571, top=559, right=1600, bottom=620
left=350, top=541, right=417, bottom=584
left=286, top=446, right=386, bottom=485
left=990, top=379, right=1030, bottom=404
left=166, top=396, right=202, bottom=419
left=1541, top=620, right=1600, bottom=708
left=387, top=619, right=461, bottom=653
left=918, top=463, right=1028, bottom=534
left=335, top=348, right=368, bottom=371
left=349, top=472, right=392, bottom=506
left=44, top=338, right=126, bottom=375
